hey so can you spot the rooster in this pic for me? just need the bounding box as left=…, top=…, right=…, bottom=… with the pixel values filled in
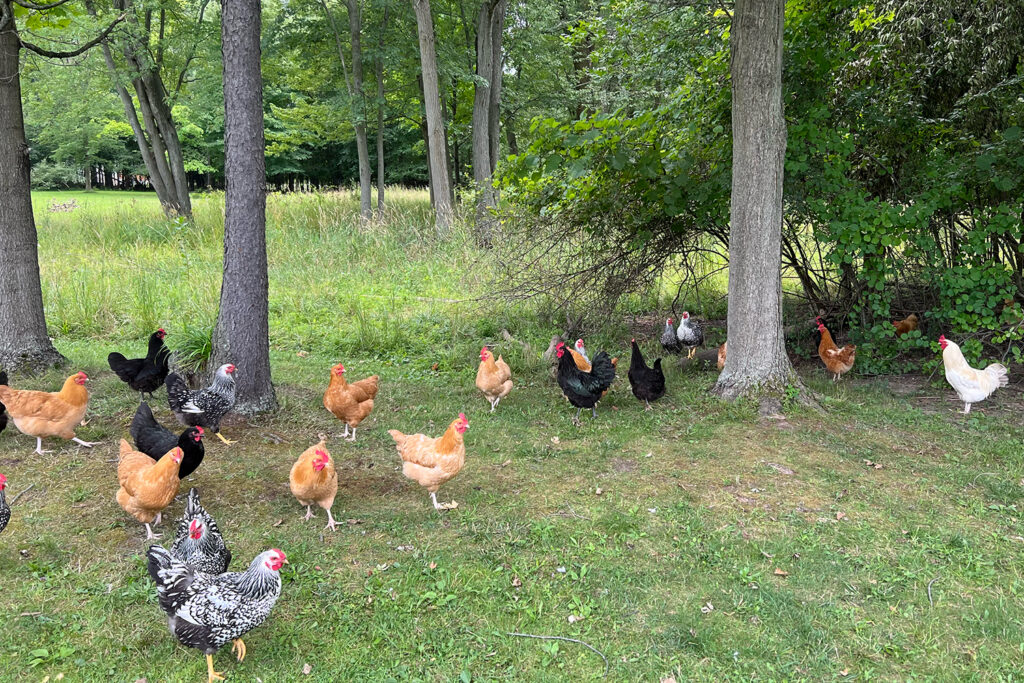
left=660, top=318, right=682, bottom=355
left=0, top=372, right=99, bottom=454
left=323, top=363, right=378, bottom=442
left=572, top=339, right=617, bottom=397
left=0, top=473, right=9, bottom=534
left=131, top=402, right=206, bottom=479
left=147, top=545, right=286, bottom=683
left=166, top=364, right=237, bottom=445
left=388, top=414, right=468, bottom=510
left=555, top=342, right=616, bottom=425
left=627, top=339, right=665, bottom=410
left=939, top=335, right=1008, bottom=414
left=289, top=441, right=339, bottom=531
left=676, top=312, right=704, bottom=359
left=170, top=488, right=231, bottom=574
left=107, top=328, right=171, bottom=399
left=117, top=439, right=183, bottom=539
left=815, top=317, right=856, bottom=381
left=893, top=313, right=919, bottom=336
left=475, top=346, right=512, bottom=411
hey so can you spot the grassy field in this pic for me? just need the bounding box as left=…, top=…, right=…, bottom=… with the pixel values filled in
left=1, top=190, right=1023, bottom=681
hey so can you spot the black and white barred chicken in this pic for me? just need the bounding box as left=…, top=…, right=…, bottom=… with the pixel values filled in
left=0, top=473, right=10, bottom=534
left=170, top=488, right=231, bottom=575
left=147, top=545, right=286, bottom=683
left=660, top=318, right=682, bottom=355
left=166, top=364, right=237, bottom=445
left=676, top=311, right=704, bottom=359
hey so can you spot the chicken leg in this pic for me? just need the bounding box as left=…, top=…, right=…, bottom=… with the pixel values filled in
left=324, top=508, right=338, bottom=531
left=231, top=638, right=247, bottom=662
left=591, top=406, right=598, bottom=418
left=346, top=427, right=357, bottom=442
left=34, top=437, right=52, bottom=455
left=645, top=399, right=652, bottom=411
left=341, top=423, right=350, bottom=438
left=206, top=653, right=226, bottom=682
left=572, top=407, right=583, bottom=426
left=430, top=492, right=444, bottom=510
left=144, top=523, right=161, bottom=540
left=303, top=505, right=314, bottom=521
left=216, top=432, right=237, bottom=445
left=962, top=402, right=972, bottom=415
left=72, top=437, right=100, bottom=447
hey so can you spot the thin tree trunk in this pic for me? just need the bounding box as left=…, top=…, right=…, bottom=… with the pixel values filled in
left=0, top=17, right=66, bottom=371
left=374, top=7, right=388, bottom=211
left=471, top=0, right=506, bottom=245
left=712, top=0, right=802, bottom=405
left=412, top=0, right=452, bottom=231
left=212, top=0, right=277, bottom=414
left=346, top=0, right=373, bottom=221
left=487, top=0, right=505, bottom=176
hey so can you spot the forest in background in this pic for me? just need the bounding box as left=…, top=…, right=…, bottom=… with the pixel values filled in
left=16, top=0, right=1024, bottom=374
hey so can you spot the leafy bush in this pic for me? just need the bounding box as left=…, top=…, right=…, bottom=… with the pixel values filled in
left=31, top=161, right=84, bottom=190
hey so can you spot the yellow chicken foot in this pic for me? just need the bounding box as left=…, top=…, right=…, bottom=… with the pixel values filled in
left=430, top=492, right=444, bottom=510
left=216, top=432, right=237, bottom=445
left=303, top=505, right=314, bottom=521
left=144, top=523, right=162, bottom=540
left=324, top=508, right=338, bottom=531
left=34, top=437, right=52, bottom=455
left=206, top=653, right=226, bottom=682
left=341, top=423, right=350, bottom=438
left=346, top=427, right=357, bottom=442
left=231, top=638, right=247, bottom=662
left=72, top=437, right=100, bottom=447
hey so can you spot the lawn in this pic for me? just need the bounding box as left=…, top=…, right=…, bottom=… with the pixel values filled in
left=1, top=190, right=1022, bottom=681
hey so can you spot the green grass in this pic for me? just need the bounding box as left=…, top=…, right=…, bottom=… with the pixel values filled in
left=1, top=190, right=1023, bottom=681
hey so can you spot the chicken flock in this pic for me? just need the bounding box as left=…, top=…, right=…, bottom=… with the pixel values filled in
left=0, top=311, right=1012, bottom=681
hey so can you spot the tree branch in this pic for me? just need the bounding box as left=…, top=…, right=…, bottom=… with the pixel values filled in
left=13, top=0, right=75, bottom=10
left=21, top=14, right=126, bottom=59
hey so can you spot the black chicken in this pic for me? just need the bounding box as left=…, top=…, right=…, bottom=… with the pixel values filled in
left=555, top=341, right=616, bottom=425
left=147, top=545, right=286, bottom=683
left=131, top=401, right=206, bottom=479
left=170, top=488, right=231, bottom=575
left=108, top=329, right=171, bottom=399
left=0, top=370, right=8, bottom=435
left=0, top=473, right=10, bottom=534
left=166, top=364, right=237, bottom=445
left=627, top=339, right=665, bottom=410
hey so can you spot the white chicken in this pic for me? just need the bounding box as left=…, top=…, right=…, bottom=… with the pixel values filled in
left=939, top=335, right=1008, bottom=414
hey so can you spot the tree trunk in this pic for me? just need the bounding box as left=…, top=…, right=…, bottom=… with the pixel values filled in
left=412, top=0, right=452, bottom=231
left=712, top=0, right=801, bottom=405
left=471, top=0, right=506, bottom=245
left=346, top=0, right=373, bottom=221
left=487, top=0, right=506, bottom=176
left=0, top=19, right=66, bottom=372
left=374, top=7, right=388, bottom=211
left=212, top=0, right=277, bottom=415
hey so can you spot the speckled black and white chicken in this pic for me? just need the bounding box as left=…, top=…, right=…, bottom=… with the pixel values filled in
left=166, top=364, right=237, bottom=445
left=147, top=545, right=286, bottom=683
left=660, top=318, right=682, bottom=355
left=0, top=473, right=10, bottom=534
left=170, top=488, right=232, bottom=575
left=675, top=311, right=705, bottom=359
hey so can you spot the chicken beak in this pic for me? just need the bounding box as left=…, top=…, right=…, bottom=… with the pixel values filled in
left=283, top=558, right=290, bottom=564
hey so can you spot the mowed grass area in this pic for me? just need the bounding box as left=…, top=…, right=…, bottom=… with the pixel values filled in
left=1, top=190, right=1023, bottom=681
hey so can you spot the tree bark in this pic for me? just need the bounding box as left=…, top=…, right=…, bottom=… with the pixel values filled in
left=471, top=0, right=506, bottom=245
left=346, top=0, right=372, bottom=220
left=374, top=7, right=389, bottom=211
left=0, top=14, right=66, bottom=372
left=712, top=0, right=802, bottom=404
left=487, top=0, right=505, bottom=175
left=212, top=0, right=277, bottom=415
left=412, top=0, right=452, bottom=231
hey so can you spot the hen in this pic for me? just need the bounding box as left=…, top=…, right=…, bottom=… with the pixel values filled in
left=147, top=545, right=286, bottom=683
left=0, top=473, right=9, bottom=535
left=108, top=328, right=171, bottom=399
left=627, top=339, right=665, bottom=410
left=323, top=363, right=378, bottom=442
left=717, top=341, right=728, bottom=370
left=475, top=346, right=512, bottom=411
left=939, top=335, right=1008, bottom=414
left=0, top=370, right=8, bottom=435
left=893, top=313, right=919, bottom=336
left=290, top=441, right=339, bottom=531
left=166, top=364, right=237, bottom=445
left=131, top=401, right=206, bottom=479
left=660, top=318, right=682, bottom=355
left=0, top=372, right=98, bottom=454
left=676, top=312, right=704, bottom=359
left=170, top=488, right=232, bottom=574
left=815, top=317, right=856, bottom=381
left=572, top=339, right=617, bottom=397
left=117, top=439, right=183, bottom=539
left=389, top=414, right=468, bottom=510
left=555, top=342, right=616, bottom=425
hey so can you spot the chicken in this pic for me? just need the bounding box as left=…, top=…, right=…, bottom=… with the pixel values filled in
left=131, top=401, right=206, bottom=479
left=388, top=414, right=469, bottom=510
left=0, top=371, right=98, bottom=454
left=660, top=318, right=682, bottom=354
left=289, top=441, right=339, bottom=531
left=475, top=346, right=512, bottom=411
left=323, top=363, right=378, bottom=441
left=0, top=473, right=9, bottom=534
left=574, top=339, right=590, bottom=364
left=147, top=545, right=286, bottom=683
left=166, top=364, right=237, bottom=445
left=108, top=328, right=171, bottom=399
left=627, top=339, right=665, bottom=410
left=170, top=488, right=232, bottom=574
left=815, top=317, right=856, bottom=381
left=676, top=312, right=704, bottom=359
left=571, top=339, right=617, bottom=397
left=939, top=335, right=1008, bottom=414
left=0, top=370, right=8, bottom=435
left=555, top=342, right=616, bottom=424
left=717, top=341, right=727, bottom=370
left=893, top=313, right=919, bottom=336
left=116, top=439, right=183, bottom=539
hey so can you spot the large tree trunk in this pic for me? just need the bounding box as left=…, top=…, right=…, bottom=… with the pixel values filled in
left=412, top=0, right=452, bottom=232
left=346, top=0, right=372, bottom=221
left=712, top=0, right=801, bottom=405
left=0, top=17, right=66, bottom=372
left=212, top=0, right=277, bottom=415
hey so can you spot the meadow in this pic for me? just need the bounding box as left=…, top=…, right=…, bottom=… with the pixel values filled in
left=1, top=190, right=1022, bottom=681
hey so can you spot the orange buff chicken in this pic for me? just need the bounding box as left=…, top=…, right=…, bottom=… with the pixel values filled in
left=388, top=413, right=468, bottom=510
